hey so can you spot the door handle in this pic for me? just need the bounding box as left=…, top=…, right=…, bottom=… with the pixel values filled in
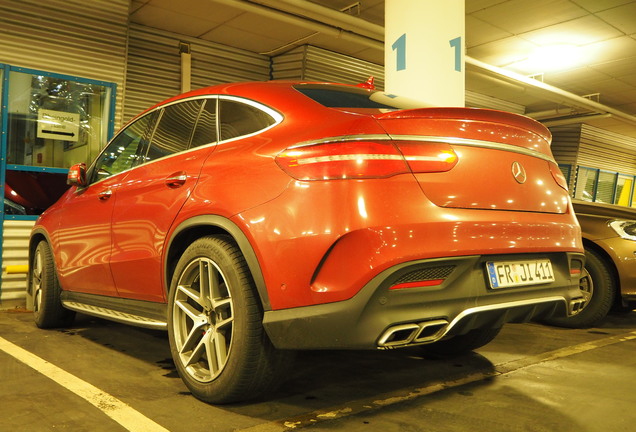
left=98, top=189, right=113, bottom=200
left=166, top=171, right=187, bottom=188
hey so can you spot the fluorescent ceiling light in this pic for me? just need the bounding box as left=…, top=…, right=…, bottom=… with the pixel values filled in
left=519, top=44, right=583, bottom=73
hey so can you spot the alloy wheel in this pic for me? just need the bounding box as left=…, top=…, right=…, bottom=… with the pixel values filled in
left=32, top=246, right=43, bottom=313
left=578, top=266, right=594, bottom=310
left=172, top=257, right=234, bottom=383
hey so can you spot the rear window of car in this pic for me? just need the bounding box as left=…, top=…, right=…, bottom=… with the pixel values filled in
left=294, top=84, right=425, bottom=110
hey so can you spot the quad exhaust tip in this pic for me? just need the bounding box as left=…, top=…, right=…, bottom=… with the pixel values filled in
left=569, top=297, right=586, bottom=315
left=377, top=319, right=449, bottom=348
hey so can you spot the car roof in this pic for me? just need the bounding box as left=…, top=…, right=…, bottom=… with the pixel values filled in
left=156, top=80, right=355, bottom=106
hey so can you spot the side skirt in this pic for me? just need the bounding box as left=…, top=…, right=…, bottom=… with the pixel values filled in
left=60, top=291, right=168, bottom=330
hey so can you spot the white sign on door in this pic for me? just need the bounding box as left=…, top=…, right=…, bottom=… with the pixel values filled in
left=37, top=109, right=80, bottom=142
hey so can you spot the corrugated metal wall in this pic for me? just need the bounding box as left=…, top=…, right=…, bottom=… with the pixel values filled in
left=124, top=25, right=182, bottom=122
left=578, top=124, right=636, bottom=175
left=550, top=125, right=583, bottom=167
left=1, top=221, right=35, bottom=305
left=549, top=125, right=583, bottom=192
left=190, top=35, right=271, bottom=89
left=0, top=0, right=129, bottom=127
left=272, top=45, right=385, bottom=89
left=124, top=24, right=271, bottom=122
left=465, top=90, right=525, bottom=114
left=272, top=45, right=524, bottom=113
left=0, top=0, right=128, bottom=306
left=550, top=123, right=636, bottom=194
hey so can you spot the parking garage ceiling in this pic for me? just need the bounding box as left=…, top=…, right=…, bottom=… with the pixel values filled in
left=129, top=0, right=636, bottom=138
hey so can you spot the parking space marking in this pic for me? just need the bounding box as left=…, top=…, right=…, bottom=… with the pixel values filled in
left=237, top=330, right=636, bottom=432
left=0, top=336, right=170, bottom=432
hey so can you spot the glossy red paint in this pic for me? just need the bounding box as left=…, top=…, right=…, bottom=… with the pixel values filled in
left=28, top=80, right=591, bottom=404
left=236, top=178, right=581, bottom=309
left=109, top=148, right=211, bottom=302
left=32, top=80, right=583, bottom=311
left=44, top=174, right=121, bottom=296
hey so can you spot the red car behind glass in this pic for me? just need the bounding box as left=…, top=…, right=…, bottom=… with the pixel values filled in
left=29, top=81, right=585, bottom=404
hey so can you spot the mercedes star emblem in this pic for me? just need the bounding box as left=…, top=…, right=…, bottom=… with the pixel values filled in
left=512, top=161, right=526, bottom=184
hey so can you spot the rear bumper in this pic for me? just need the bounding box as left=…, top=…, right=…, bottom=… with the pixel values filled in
left=263, top=252, right=585, bottom=350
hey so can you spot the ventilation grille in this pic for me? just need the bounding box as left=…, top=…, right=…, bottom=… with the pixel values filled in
left=393, top=266, right=455, bottom=285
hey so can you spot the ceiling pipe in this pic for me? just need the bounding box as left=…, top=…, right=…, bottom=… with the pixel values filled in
left=542, top=113, right=613, bottom=127
left=526, top=107, right=580, bottom=120
left=214, top=0, right=636, bottom=130
left=465, top=57, right=636, bottom=128
left=207, top=0, right=383, bottom=50
left=248, top=0, right=384, bottom=41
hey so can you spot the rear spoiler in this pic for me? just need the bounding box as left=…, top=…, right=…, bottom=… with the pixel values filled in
left=374, top=107, right=551, bottom=143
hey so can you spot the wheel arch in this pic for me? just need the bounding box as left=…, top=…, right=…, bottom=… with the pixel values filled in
left=165, top=215, right=271, bottom=310
left=581, top=238, right=621, bottom=306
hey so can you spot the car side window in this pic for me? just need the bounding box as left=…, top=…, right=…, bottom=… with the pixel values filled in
left=191, top=98, right=218, bottom=148
left=91, top=112, right=157, bottom=183
left=145, top=100, right=203, bottom=162
left=219, top=99, right=276, bottom=141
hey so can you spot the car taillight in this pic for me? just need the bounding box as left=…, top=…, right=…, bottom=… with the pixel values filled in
left=275, top=140, right=458, bottom=180
left=397, top=141, right=458, bottom=173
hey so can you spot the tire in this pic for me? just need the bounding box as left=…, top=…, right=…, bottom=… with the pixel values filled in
left=168, top=235, right=293, bottom=404
left=419, top=327, right=502, bottom=356
left=545, top=248, right=615, bottom=328
left=31, top=240, right=75, bottom=328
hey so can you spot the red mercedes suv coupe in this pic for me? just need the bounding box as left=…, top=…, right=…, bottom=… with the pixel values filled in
left=29, top=81, right=585, bottom=403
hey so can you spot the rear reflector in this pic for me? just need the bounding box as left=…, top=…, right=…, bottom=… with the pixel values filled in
left=549, top=163, right=569, bottom=191
left=276, top=140, right=458, bottom=180
left=570, top=258, right=583, bottom=277
left=389, top=279, right=445, bottom=290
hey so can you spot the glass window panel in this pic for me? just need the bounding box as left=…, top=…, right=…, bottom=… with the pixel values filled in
left=92, top=112, right=156, bottom=183
left=558, top=164, right=571, bottom=187
left=574, top=167, right=598, bottom=202
left=596, top=171, right=617, bottom=204
left=191, top=99, right=218, bottom=148
left=558, top=164, right=573, bottom=196
left=6, top=71, right=112, bottom=169
left=615, top=175, right=633, bottom=206
left=145, top=100, right=202, bottom=162
left=219, top=99, right=275, bottom=141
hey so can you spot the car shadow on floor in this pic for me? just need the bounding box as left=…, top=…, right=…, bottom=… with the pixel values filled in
left=56, top=312, right=497, bottom=417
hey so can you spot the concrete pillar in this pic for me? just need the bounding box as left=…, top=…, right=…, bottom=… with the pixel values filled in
left=385, top=0, right=465, bottom=107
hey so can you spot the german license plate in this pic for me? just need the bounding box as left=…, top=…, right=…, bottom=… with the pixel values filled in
left=486, top=259, right=555, bottom=289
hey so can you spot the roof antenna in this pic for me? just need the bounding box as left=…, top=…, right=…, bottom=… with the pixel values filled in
left=356, top=76, right=375, bottom=90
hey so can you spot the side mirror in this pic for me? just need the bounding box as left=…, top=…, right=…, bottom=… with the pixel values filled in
left=67, top=163, right=87, bottom=187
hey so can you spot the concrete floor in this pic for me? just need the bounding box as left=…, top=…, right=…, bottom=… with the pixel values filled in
left=0, top=308, right=634, bottom=432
